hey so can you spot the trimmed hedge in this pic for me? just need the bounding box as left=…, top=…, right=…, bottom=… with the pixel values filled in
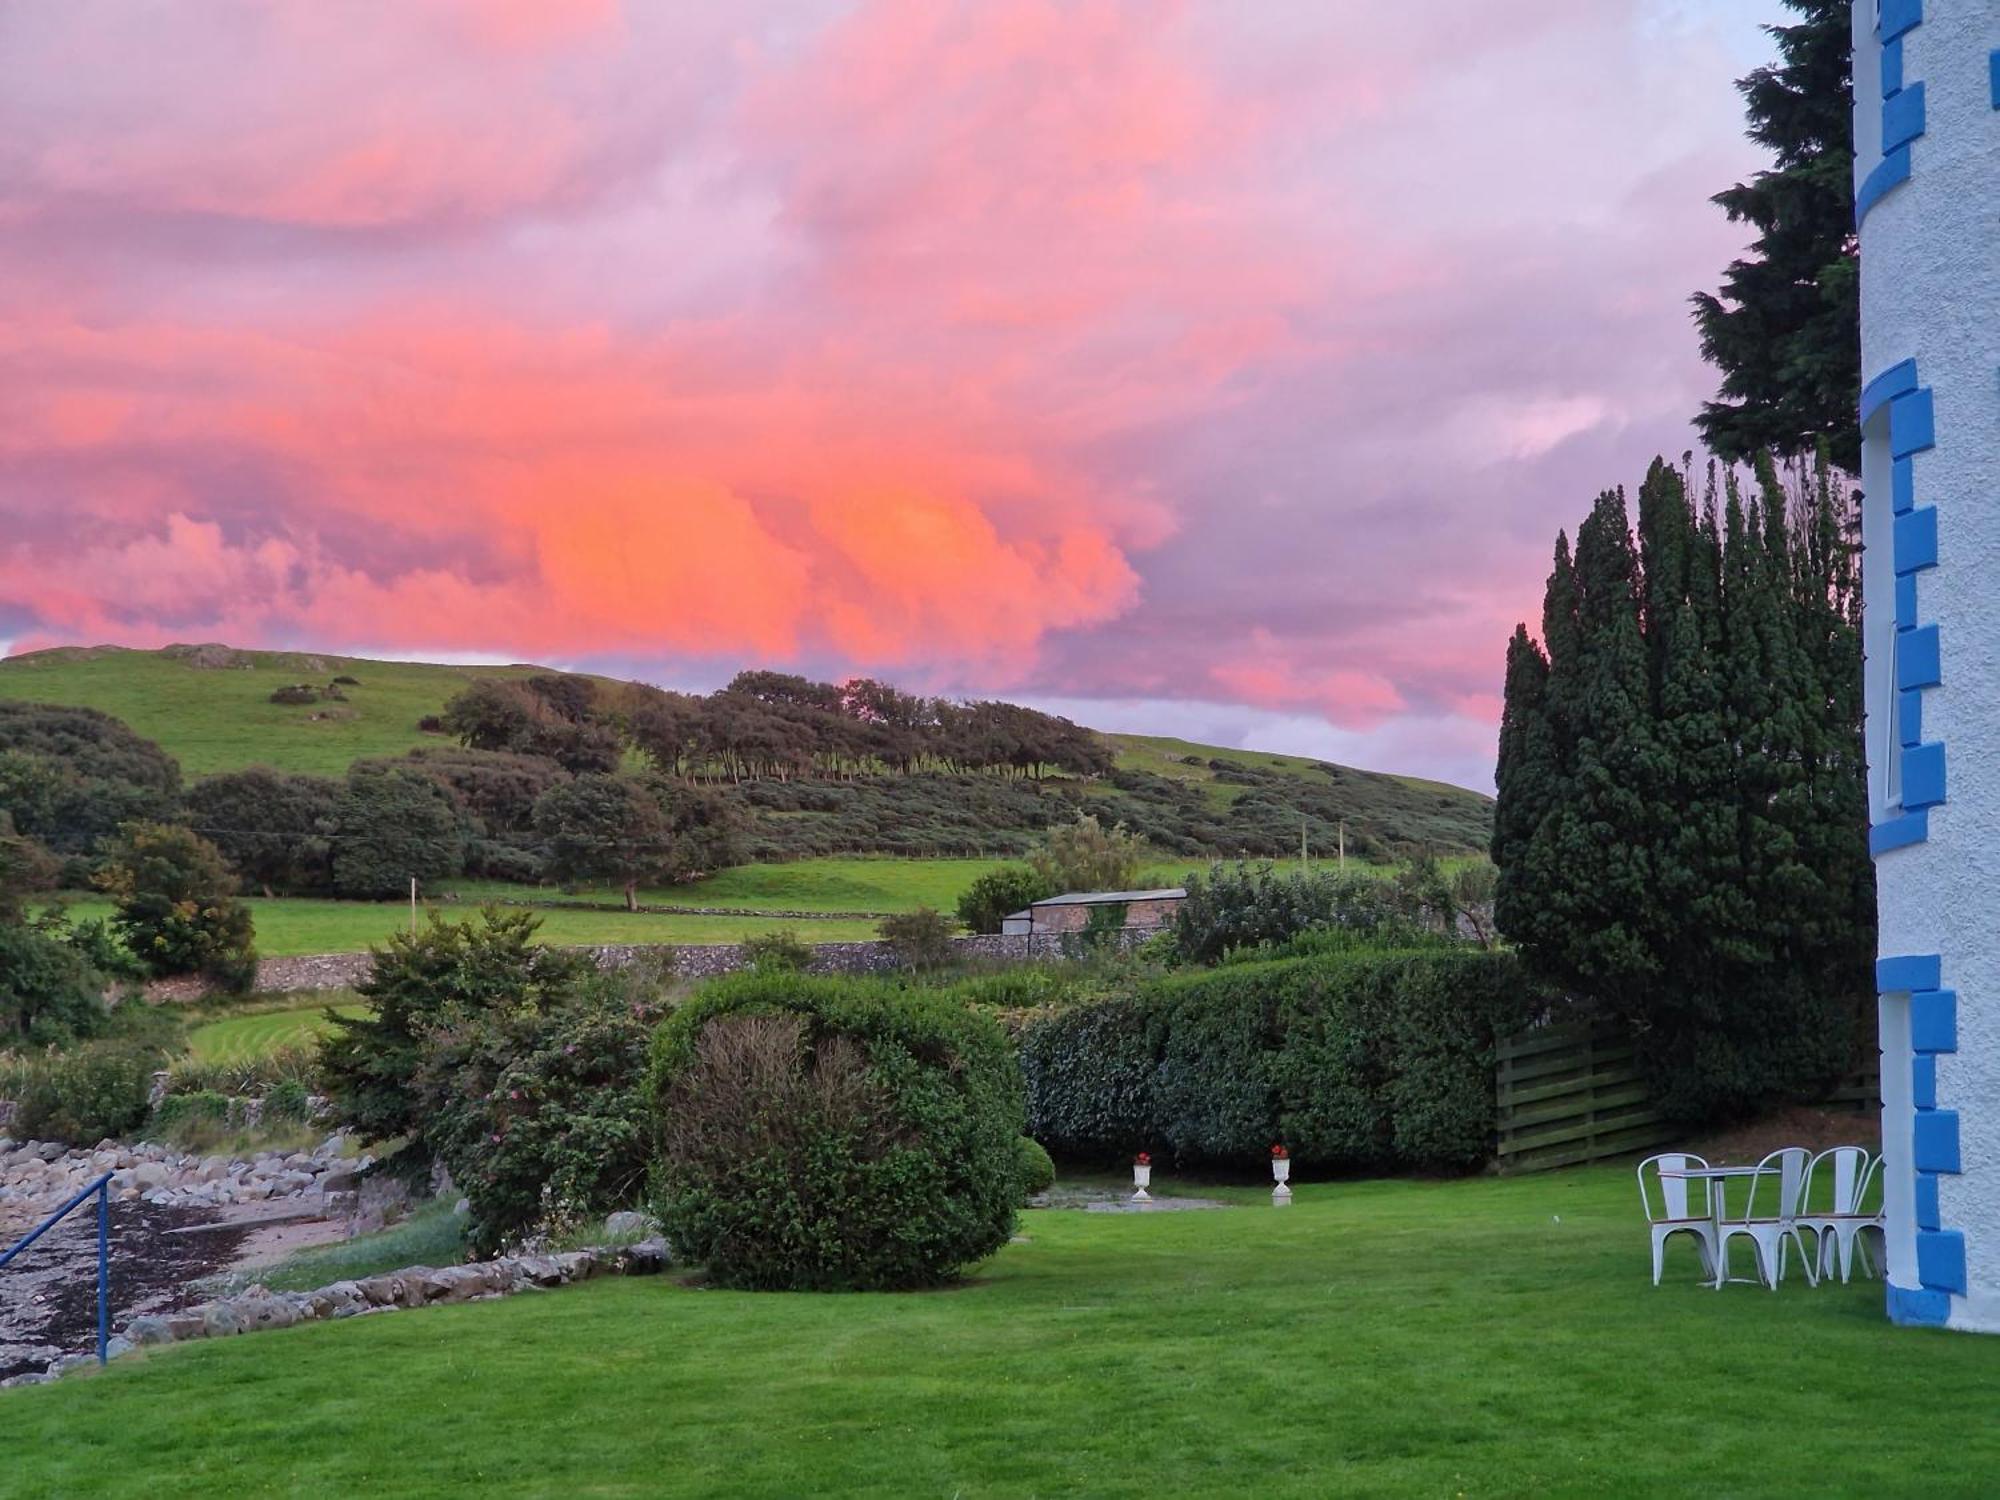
left=1020, top=949, right=1550, bottom=1173
left=649, top=974, right=1025, bottom=1290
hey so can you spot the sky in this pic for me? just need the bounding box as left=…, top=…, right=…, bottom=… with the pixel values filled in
left=0, top=0, right=1789, bottom=791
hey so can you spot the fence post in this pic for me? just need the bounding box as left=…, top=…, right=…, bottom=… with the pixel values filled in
left=97, top=1179, right=109, bottom=1365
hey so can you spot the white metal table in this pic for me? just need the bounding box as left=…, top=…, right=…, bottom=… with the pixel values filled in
left=1659, top=1164, right=1779, bottom=1287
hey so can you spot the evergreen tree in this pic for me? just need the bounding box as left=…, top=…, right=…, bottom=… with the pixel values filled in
left=1690, top=1, right=1857, bottom=471
left=1494, top=454, right=1871, bottom=1123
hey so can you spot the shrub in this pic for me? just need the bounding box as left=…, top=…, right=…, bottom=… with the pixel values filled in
left=414, top=970, right=660, bottom=1256
left=268, top=684, right=321, bottom=705
left=957, top=866, right=1055, bottom=935
left=649, top=974, right=1024, bottom=1290
left=1015, top=1136, right=1056, bottom=1198
left=1021, top=949, right=1550, bottom=1172
left=331, top=675, right=360, bottom=687
left=95, top=822, right=258, bottom=990
left=5, top=1043, right=159, bottom=1144
left=154, top=1089, right=232, bottom=1132
left=318, top=908, right=594, bottom=1146
left=262, top=1078, right=311, bottom=1122
left=877, top=906, right=956, bottom=971
left=738, top=930, right=813, bottom=974
left=0, top=920, right=111, bottom=1045
left=1028, top=814, right=1144, bottom=894
left=1172, top=862, right=1411, bottom=965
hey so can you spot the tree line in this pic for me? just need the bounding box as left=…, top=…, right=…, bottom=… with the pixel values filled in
left=439, top=670, right=1115, bottom=783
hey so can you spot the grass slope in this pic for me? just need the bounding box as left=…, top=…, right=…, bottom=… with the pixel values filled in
left=0, top=644, right=555, bottom=778
left=0, top=645, right=1491, bottom=808
left=7, top=1168, right=1994, bottom=1497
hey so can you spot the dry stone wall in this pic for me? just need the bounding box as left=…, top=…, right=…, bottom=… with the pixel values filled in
left=147, top=930, right=1152, bottom=998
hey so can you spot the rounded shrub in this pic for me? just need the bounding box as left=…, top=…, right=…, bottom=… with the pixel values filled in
left=1014, top=1136, right=1055, bottom=1199
left=649, top=974, right=1025, bottom=1291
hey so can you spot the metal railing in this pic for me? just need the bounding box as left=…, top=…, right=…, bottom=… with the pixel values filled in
left=0, top=1171, right=112, bottom=1366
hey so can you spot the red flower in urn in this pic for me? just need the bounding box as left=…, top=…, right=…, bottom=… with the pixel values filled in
left=1270, top=1144, right=1289, bottom=1160
left=1135, top=1152, right=1152, bottom=1167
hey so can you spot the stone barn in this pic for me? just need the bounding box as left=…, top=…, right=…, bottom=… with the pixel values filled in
left=1000, top=888, right=1187, bottom=941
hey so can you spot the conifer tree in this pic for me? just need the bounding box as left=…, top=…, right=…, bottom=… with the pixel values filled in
left=1691, top=1, right=1857, bottom=470
left=1494, top=453, right=1870, bottom=1122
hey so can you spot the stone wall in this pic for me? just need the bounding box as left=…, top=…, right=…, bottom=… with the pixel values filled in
left=145, top=930, right=1154, bottom=1000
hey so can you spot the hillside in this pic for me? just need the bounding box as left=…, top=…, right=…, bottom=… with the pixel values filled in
left=0, top=644, right=1492, bottom=858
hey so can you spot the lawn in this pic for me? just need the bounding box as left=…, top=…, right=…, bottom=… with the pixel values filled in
left=58, top=895, right=882, bottom=956
left=8, top=1167, right=1998, bottom=1497
left=185, top=1004, right=368, bottom=1064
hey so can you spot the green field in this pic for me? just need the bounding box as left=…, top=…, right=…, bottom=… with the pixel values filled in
left=185, top=1004, right=368, bottom=1063
left=58, top=895, right=882, bottom=957
left=7, top=1167, right=1995, bottom=1496
left=0, top=645, right=563, bottom=779
left=449, top=856, right=1197, bottom=916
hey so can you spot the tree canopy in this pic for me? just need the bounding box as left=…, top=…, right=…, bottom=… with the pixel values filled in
left=1690, top=0, right=1857, bottom=471
left=1492, top=454, right=1872, bottom=1123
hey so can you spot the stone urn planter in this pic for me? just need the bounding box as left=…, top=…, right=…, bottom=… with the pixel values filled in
left=1133, top=1153, right=1152, bottom=1203
left=1271, top=1145, right=1291, bottom=1206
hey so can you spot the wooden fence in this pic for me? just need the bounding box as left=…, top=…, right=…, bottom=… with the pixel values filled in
left=1495, top=1004, right=1883, bottom=1174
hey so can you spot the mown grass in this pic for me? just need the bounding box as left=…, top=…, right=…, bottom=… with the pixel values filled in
left=56, top=895, right=882, bottom=956
left=9, top=1167, right=1999, bottom=1497
left=185, top=1004, right=368, bottom=1064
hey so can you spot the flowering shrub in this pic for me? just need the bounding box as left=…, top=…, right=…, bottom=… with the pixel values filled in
left=1271, top=1144, right=1288, bottom=1160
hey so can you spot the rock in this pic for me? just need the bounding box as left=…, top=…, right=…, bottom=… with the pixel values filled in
left=129, top=1162, right=170, bottom=1190
left=355, top=1274, right=406, bottom=1307
left=52, top=1353, right=98, bottom=1377
left=104, top=1335, right=134, bottom=1361
left=319, top=1166, right=360, bottom=1195
left=201, top=1302, right=245, bottom=1338
left=452, top=1197, right=470, bottom=1217
left=552, top=1251, right=601, bottom=1283
left=124, top=1315, right=177, bottom=1347
left=165, top=1312, right=208, bottom=1342
left=604, top=1210, right=654, bottom=1237
left=618, top=1237, right=671, bottom=1275
left=512, top=1255, right=564, bottom=1288
left=233, top=1293, right=301, bottom=1332
left=301, top=1281, right=367, bottom=1321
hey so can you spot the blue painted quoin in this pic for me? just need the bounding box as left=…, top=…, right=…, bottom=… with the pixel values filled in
left=1853, top=0, right=2000, bottom=1331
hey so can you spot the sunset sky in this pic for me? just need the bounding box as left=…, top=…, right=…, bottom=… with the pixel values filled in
left=0, top=1, right=1788, bottom=790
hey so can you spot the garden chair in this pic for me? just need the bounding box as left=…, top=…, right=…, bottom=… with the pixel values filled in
left=1713, top=1146, right=1815, bottom=1289
left=1798, top=1147, right=1883, bottom=1284
left=1637, top=1153, right=1716, bottom=1286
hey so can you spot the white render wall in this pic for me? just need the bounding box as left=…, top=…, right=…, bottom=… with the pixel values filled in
left=1855, top=0, right=2000, bottom=1330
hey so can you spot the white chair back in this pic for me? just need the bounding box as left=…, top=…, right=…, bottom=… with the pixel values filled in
left=1638, top=1153, right=1708, bottom=1223
left=1739, top=1146, right=1810, bottom=1221
left=1807, top=1146, right=1872, bottom=1215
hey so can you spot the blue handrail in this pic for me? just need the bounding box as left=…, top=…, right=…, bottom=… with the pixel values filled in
left=0, top=1170, right=113, bottom=1366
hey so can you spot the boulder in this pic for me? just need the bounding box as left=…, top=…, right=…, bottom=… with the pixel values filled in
left=124, top=1315, right=177, bottom=1347
left=604, top=1210, right=655, bottom=1237
left=201, top=1302, right=245, bottom=1338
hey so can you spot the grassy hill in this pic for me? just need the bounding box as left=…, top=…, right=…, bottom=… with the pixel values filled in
left=0, top=643, right=1492, bottom=857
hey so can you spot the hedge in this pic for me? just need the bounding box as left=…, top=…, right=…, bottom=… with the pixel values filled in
left=1019, top=948, right=1551, bottom=1173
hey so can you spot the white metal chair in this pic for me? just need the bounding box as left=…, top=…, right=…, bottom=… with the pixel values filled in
left=1714, top=1146, right=1815, bottom=1289
left=1637, top=1153, right=1717, bottom=1285
left=1797, top=1147, right=1884, bottom=1283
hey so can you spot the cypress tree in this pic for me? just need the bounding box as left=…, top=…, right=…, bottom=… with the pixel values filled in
left=1494, top=453, right=1872, bottom=1124
left=1691, top=1, right=1858, bottom=471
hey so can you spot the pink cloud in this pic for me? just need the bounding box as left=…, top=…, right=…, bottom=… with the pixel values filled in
left=0, top=1, right=1786, bottom=788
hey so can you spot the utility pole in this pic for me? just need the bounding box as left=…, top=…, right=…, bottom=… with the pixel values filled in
left=1300, top=817, right=1309, bottom=871
left=410, top=876, right=418, bottom=937
left=1338, top=820, right=1346, bottom=873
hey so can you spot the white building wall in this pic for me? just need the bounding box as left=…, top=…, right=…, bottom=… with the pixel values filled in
left=1854, top=0, right=2000, bottom=1329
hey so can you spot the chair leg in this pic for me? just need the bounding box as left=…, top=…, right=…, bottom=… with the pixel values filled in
left=1651, top=1232, right=1664, bottom=1287
left=1792, top=1228, right=1817, bottom=1287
